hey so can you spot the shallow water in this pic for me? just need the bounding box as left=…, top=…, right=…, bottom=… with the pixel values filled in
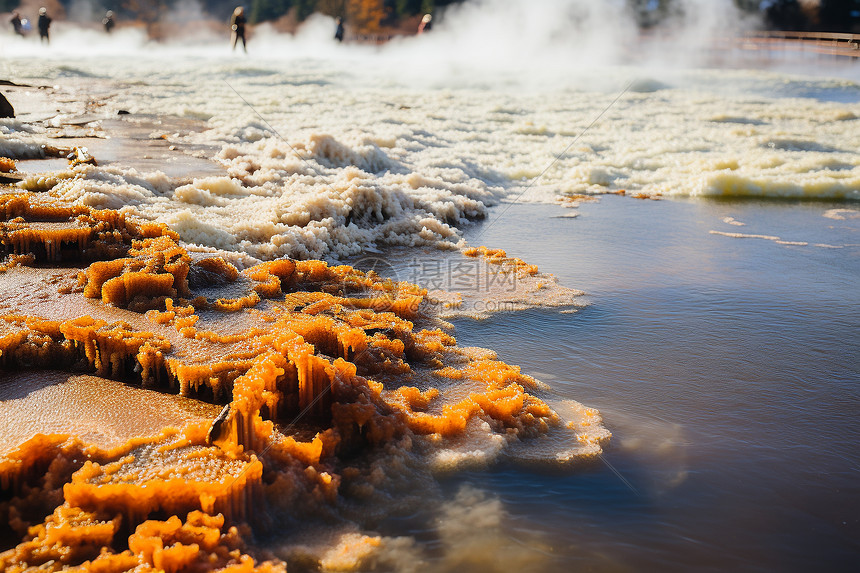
left=375, top=196, right=859, bottom=571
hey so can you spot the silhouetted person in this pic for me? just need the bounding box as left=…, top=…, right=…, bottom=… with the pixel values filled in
left=231, top=6, right=246, bottom=52
left=334, top=17, right=344, bottom=42
left=103, top=11, right=115, bottom=34
left=10, top=11, right=23, bottom=36
left=418, top=13, right=432, bottom=34
left=37, top=7, right=51, bottom=43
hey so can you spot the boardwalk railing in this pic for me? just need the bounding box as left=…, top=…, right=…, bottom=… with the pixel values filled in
left=732, top=31, right=860, bottom=60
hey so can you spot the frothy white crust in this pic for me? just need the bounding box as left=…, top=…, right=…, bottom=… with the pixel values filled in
left=5, top=56, right=857, bottom=266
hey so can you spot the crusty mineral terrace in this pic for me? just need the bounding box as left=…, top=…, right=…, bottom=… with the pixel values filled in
left=0, top=192, right=607, bottom=571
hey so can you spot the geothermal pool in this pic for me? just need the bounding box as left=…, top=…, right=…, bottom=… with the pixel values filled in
left=438, top=197, right=860, bottom=571
left=1, top=18, right=859, bottom=572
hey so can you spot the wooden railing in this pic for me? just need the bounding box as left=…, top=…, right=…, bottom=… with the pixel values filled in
left=731, top=31, right=860, bottom=59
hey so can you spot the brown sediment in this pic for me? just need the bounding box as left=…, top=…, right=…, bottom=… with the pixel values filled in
left=4, top=505, right=285, bottom=573
left=0, top=194, right=166, bottom=264
left=0, top=253, right=35, bottom=273
left=463, top=245, right=539, bottom=278
left=427, top=244, right=587, bottom=320
left=0, top=193, right=604, bottom=571
left=631, top=192, right=662, bottom=200
left=0, top=371, right=220, bottom=454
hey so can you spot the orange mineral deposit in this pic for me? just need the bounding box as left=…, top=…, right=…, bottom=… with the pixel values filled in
left=0, top=193, right=589, bottom=571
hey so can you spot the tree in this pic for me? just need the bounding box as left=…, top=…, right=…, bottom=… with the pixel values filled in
left=347, top=0, right=385, bottom=34
left=203, top=0, right=242, bottom=21
left=318, top=0, right=348, bottom=17
left=818, top=0, right=859, bottom=32
left=733, top=0, right=761, bottom=12
left=295, top=0, right=316, bottom=19
left=120, top=0, right=168, bottom=22
left=250, top=0, right=290, bottom=23
left=763, top=0, right=806, bottom=30
left=627, top=0, right=685, bottom=28
left=395, top=0, right=423, bottom=17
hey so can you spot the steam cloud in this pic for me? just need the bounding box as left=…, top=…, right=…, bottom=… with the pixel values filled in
left=2, top=0, right=754, bottom=66
left=1, top=1, right=854, bottom=87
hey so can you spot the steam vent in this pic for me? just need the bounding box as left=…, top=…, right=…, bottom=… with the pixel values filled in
left=0, top=191, right=608, bottom=571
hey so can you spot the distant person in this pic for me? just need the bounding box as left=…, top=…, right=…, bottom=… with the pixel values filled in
left=10, top=11, right=23, bottom=36
left=103, top=11, right=115, bottom=34
left=37, top=7, right=51, bottom=43
left=334, top=17, right=344, bottom=43
left=418, top=13, right=432, bottom=34
left=230, top=6, right=247, bottom=52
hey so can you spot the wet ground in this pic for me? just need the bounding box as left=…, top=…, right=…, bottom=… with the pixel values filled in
left=4, top=81, right=225, bottom=179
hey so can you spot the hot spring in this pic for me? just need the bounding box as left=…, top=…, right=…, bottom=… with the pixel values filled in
left=0, top=4, right=858, bottom=571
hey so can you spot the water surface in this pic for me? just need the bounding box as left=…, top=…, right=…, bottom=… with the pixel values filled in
left=381, top=196, right=859, bottom=571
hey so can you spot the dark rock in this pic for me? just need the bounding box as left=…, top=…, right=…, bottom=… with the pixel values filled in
left=117, top=109, right=130, bottom=115
left=0, top=93, right=14, bottom=118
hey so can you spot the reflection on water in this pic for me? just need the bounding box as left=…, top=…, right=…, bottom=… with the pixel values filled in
left=379, top=196, right=859, bottom=571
